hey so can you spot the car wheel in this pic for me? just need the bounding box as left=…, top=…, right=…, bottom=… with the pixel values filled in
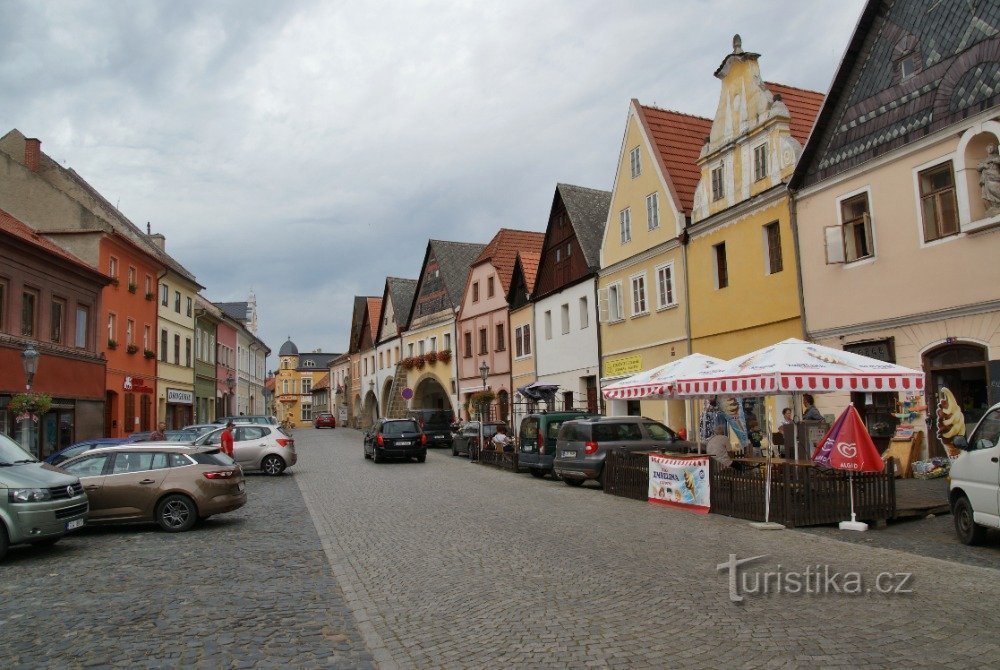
left=953, top=495, right=987, bottom=546
left=0, top=524, right=9, bottom=561
left=529, top=469, right=546, bottom=479
left=156, top=494, right=197, bottom=533
left=373, top=449, right=383, bottom=464
left=563, top=477, right=584, bottom=487
left=417, top=453, right=426, bottom=463
left=261, top=454, right=286, bottom=476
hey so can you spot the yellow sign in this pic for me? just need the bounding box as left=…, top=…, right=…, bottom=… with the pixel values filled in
left=604, top=355, right=642, bottom=377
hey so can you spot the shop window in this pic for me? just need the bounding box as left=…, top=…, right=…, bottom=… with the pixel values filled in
left=919, top=162, right=959, bottom=242
left=630, top=146, right=641, bottom=178
left=21, top=288, right=38, bottom=336
left=763, top=222, right=783, bottom=274
left=754, top=144, right=768, bottom=182
left=713, top=243, right=728, bottom=289
left=51, top=298, right=65, bottom=343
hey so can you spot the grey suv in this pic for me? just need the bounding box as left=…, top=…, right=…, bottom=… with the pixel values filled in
left=553, top=417, right=694, bottom=487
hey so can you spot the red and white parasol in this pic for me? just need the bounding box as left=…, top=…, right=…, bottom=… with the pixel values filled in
left=602, top=353, right=724, bottom=400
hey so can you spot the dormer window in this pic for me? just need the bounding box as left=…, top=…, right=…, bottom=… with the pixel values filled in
left=900, top=55, right=918, bottom=80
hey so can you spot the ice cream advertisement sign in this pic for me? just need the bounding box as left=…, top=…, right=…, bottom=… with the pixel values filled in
left=648, top=454, right=711, bottom=513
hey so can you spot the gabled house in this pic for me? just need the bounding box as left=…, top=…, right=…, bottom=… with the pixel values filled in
left=374, top=277, right=418, bottom=418
left=402, top=239, right=486, bottom=416
left=273, top=337, right=340, bottom=428
left=456, top=229, right=545, bottom=422
left=507, top=251, right=542, bottom=413
left=597, top=99, right=712, bottom=425
left=346, top=295, right=372, bottom=427
left=790, top=0, right=1000, bottom=456
left=532, top=184, right=611, bottom=414
left=355, top=296, right=383, bottom=426
left=216, top=296, right=270, bottom=415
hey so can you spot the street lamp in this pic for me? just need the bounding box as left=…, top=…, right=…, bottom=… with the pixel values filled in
left=477, top=361, right=489, bottom=462
left=225, top=372, right=236, bottom=415
left=22, top=343, right=39, bottom=391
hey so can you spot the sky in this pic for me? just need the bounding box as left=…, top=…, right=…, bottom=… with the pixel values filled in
left=0, top=0, right=867, bottom=365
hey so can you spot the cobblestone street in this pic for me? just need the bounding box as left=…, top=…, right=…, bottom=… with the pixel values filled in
left=3, top=428, right=999, bottom=669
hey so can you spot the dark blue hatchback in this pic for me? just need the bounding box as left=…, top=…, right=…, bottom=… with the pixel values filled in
left=45, top=438, right=128, bottom=465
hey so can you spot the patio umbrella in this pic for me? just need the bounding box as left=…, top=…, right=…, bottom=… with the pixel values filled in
left=812, top=404, right=885, bottom=531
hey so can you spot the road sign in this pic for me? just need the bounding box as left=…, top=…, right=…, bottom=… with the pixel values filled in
left=401, top=387, right=413, bottom=400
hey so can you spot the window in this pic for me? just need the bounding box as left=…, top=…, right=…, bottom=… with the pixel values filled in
left=107, top=312, right=117, bottom=343
left=50, top=299, right=64, bottom=343
left=160, top=329, right=168, bottom=362
left=646, top=193, right=659, bottom=230
left=619, top=208, right=631, bottom=244
left=763, top=222, right=783, bottom=274
left=185, top=338, right=192, bottom=367
left=109, top=256, right=119, bottom=282
left=174, top=334, right=180, bottom=364
left=186, top=297, right=192, bottom=317
left=753, top=144, right=768, bottom=182
left=839, top=193, right=874, bottom=262
left=127, top=266, right=136, bottom=289
left=0, top=280, right=5, bottom=331
left=144, top=324, right=150, bottom=350
left=608, top=283, right=624, bottom=322
left=74, top=305, right=89, bottom=348
left=408, top=342, right=414, bottom=357
left=544, top=311, right=552, bottom=340
left=714, top=243, right=729, bottom=289
left=630, top=274, right=647, bottom=315
left=21, top=289, right=37, bottom=336
left=145, top=274, right=152, bottom=296
left=495, top=323, right=505, bottom=351
left=655, top=263, right=676, bottom=308
left=579, top=297, right=589, bottom=329
left=630, top=146, right=641, bottom=178
left=126, top=319, right=135, bottom=346
left=174, top=291, right=181, bottom=313
left=487, top=277, right=495, bottom=298
left=302, top=378, right=312, bottom=394
left=160, top=283, right=168, bottom=306
left=524, top=324, right=531, bottom=354
left=430, top=336, right=437, bottom=351
left=472, top=282, right=480, bottom=302
left=478, top=327, right=488, bottom=354
left=919, top=162, right=959, bottom=243
left=443, top=333, right=451, bottom=352
left=711, top=166, right=725, bottom=201
left=418, top=340, right=425, bottom=356
left=900, top=55, right=917, bottom=80
left=560, top=304, right=570, bottom=334
left=301, top=405, right=313, bottom=422
left=282, top=379, right=289, bottom=394
left=515, top=326, right=525, bottom=357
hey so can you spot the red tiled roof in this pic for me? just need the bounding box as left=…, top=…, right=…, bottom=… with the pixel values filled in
left=312, top=373, right=331, bottom=390
left=0, top=207, right=103, bottom=277
left=265, top=377, right=275, bottom=391
left=473, top=228, right=546, bottom=295
left=634, top=104, right=713, bottom=215
left=518, top=251, right=542, bottom=294
left=366, top=297, right=383, bottom=340
left=765, top=82, right=826, bottom=146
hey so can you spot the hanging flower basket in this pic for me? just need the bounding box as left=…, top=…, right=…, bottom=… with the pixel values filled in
left=9, top=392, right=52, bottom=423
left=107, top=339, right=118, bottom=350
left=437, top=349, right=452, bottom=363
left=402, top=357, right=417, bottom=370
left=414, top=356, right=426, bottom=369
left=469, top=390, right=495, bottom=409
left=143, top=348, right=156, bottom=359
left=424, top=351, right=438, bottom=364
left=127, top=282, right=138, bottom=293
left=126, top=344, right=139, bottom=354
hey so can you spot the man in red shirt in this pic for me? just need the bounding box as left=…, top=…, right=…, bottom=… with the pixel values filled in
left=220, top=421, right=235, bottom=458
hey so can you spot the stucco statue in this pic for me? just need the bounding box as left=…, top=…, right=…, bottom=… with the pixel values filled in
left=977, top=144, right=1000, bottom=215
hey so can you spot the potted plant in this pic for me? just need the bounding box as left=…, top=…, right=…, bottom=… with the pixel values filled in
left=469, top=389, right=495, bottom=411
left=9, top=392, right=52, bottom=422
left=127, top=282, right=137, bottom=293
left=401, top=357, right=416, bottom=370
left=107, top=339, right=118, bottom=350
left=414, top=356, right=425, bottom=369
left=145, top=291, right=155, bottom=301
left=143, top=348, right=155, bottom=359
left=438, top=349, right=452, bottom=363
left=126, top=343, right=139, bottom=354
left=424, top=350, right=438, bottom=364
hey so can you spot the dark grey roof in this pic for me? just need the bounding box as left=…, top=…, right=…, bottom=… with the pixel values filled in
left=278, top=338, right=298, bottom=356
left=297, top=352, right=340, bottom=370
left=557, top=183, right=611, bottom=270
left=348, top=296, right=371, bottom=353
left=793, top=0, right=1000, bottom=188
left=388, top=277, right=418, bottom=326
left=430, top=240, right=487, bottom=307
left=215, top=301, right=250, bottom=323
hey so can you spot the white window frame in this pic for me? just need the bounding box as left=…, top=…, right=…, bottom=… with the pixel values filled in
left=832, top=186, right=878, bottom=266
left=711, top=165, right=725, bottom=201
left=646, top=192, right=659, bottom=230
left=629, top=272, right=648, bottom=316
left=598, top=282, right=625, bottom=323
left=619, top=208, right=631, bottom=244
left=560, top=303, right=570, bottom=335
left=579, top=296, right=589, bottom=329
left=630, top=146, right=641, bottom=178
left=654, top=262, right=677, bottom=310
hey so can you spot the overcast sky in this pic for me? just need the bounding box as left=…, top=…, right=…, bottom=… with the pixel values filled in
left=1, top=0, right=866, bottom=364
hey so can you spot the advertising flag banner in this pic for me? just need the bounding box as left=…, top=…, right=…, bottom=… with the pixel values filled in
left=648, top=454, right=711, bottom=513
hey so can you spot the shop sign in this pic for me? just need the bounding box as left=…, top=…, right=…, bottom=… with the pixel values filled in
left=648, top=454, right=711, bottom=513
left=123, top=376, right=154, bottom=393
left=844, top=339, right=894, bottom=363
left=603, top=355, right=642, bottom=378
left=166, top=388, right=194, bottom=404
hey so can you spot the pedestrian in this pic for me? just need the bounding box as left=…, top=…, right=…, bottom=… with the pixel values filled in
left=780, top=407, right=794, bottom=426
left=221, top=421, right=235, bottom=458
left=802, top=394, right=823, bottom=421
left=150, top=421, right=166, bottom=441
left=492, top=424, right=513, bottom=453
left=705, top=425, right=733, bottom=469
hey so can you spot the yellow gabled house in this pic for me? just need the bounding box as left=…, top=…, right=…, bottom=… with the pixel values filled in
left=597, top=98, right=712, bottom=428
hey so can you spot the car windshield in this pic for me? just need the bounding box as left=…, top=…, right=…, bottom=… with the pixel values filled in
left=0, top=433, right=36, bottom=464
left=383, top=421, right=419, bottom=437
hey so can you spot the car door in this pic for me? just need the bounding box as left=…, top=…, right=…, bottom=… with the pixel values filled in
left=959, top=408, right=1000, bottom=524
left=59, top=453, right=113, bottom=520
left=98, top=451, right=171, bottom=519
left=235, top=426, right=267, bottom=468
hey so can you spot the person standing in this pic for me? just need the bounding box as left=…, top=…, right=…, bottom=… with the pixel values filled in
left=149, top=421, right=166, bottom=441
left=802, top=394, right=823, bottom=421
left=221, top=421, right=235, bottom=458
left=491, top=424, right=513, bottom=453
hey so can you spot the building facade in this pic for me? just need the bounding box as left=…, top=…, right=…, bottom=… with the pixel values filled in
left=375, top=277, right=417, bottom=419
left=193, top=296, right=221, bottom=424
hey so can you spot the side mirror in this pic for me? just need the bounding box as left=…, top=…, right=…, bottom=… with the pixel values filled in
left=951, top=435, right=969, bottom=450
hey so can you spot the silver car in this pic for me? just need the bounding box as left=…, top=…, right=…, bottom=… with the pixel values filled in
left=194, top=424, right=296, bottom=476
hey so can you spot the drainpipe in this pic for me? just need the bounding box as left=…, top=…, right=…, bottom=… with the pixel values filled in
left=681, top=219, right=694, bottom=437
left=788, top=188, right=809, bottom=340
left=592, top=274, right=604, bottom=415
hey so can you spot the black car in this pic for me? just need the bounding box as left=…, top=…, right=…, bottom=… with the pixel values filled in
left=364, top=419, right=427, bottom=463
left=407, top=409, right=455, bottom=448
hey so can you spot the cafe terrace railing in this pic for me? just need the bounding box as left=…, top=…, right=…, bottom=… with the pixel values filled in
left=602, top=450, right=896, bottom=528
left=476, top=447, right=520, bottom=472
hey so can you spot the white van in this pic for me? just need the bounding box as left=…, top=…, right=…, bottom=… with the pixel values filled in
left=949, top=402, right=1000, bottom=545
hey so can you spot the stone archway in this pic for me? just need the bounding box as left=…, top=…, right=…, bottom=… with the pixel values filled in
left=923, top=341, right=989, bottom=458
left=353, top=394, right=362, bottom=428
left=413, top=373, right=452, bottom=414
left=362, top=390, right=379, bottom=426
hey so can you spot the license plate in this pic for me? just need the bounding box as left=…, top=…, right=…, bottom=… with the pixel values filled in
left=435, top=434, right=446, bottom=439
left=562, top=450, right=577, bottom=458
left=237, top=482, right=245, bottom=492
left=66, top=519, right=84, bottom=531
left=396, top=441, right=412, bottom=446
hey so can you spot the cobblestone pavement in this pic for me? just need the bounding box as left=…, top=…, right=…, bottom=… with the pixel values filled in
left=0, top=461, right=373, bottom=669
left=296, top=428, right=1000, bottom=670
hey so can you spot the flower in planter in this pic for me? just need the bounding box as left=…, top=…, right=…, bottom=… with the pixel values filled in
left=127, top=282, right=137, bottom=293
left=401, top=357, right=415, bottom=370
left=145, top=291, right=155, bottom=301
left=110, top=277, right=120, bottom=287
left=9, top=392, right=52, bottom=423
left=107, top=339, right=118, bottom=349
left=424, top=350, right=438, bottom=363
left=414, top=356, right=425, bottom=369
left=437, top=349, right=452, bottom=363
left=143, top=349, right=156, bottom=359
left=126, top=343, right=139, bottom=354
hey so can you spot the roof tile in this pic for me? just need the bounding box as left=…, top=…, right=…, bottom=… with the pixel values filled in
left=472, top=228, right=546, bottom=295
left=635, top=105, right=713, bottom=214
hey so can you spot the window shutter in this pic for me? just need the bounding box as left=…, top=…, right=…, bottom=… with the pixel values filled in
left=824, top=226, right=845, bottom=264
left=597, top=287, right=609, bottom=323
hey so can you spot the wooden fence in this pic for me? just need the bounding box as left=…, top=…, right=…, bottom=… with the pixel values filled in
left=602, top=450, right=896, bottom=527
left=478, top=448, right=520, bottom=472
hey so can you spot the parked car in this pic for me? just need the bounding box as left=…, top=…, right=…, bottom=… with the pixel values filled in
left=364, top=418, right=427, bottom=463
left=407, top=409, right=455, bottom=448
left=182, top=424, right=223, bottom=437
left=949, top=402, right=1000, bottom=545
left=451, top=421, right=506, bottom=458
left=45, top=437, right=128, bottom=465
left=314, top=413, right=337, bottom=429
left=58, top=444, right=245, bottom=532
left=214, top=415, right=278, bottom=426
left=518, top=411, right=597, bottom=478
left=553, top=417, right=695, bottom=487
left=0, top=432, right=88, bottom=561
left=194, top=424, right=296, bottom=476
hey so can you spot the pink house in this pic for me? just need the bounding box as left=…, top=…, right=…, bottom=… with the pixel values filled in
left=215, top=314, right=238, bottom=417
left=455, top=228, right=545, bottom=423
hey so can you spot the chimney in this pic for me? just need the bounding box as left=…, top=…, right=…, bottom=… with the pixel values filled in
left=25, top=138, right=41, bottom=172
left=149, top=233, right=166, bottom=250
